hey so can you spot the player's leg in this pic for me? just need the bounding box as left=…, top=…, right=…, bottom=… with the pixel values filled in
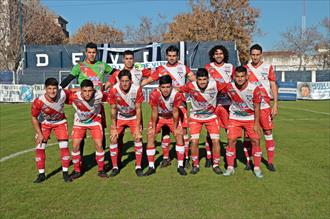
left=109, top=121, right=125, bottom=177
left=53, top=122, right=71, bottom=182
left=180, top=106, right=190, bottom=168
left=205, top=133, right=213, bottom=168
left=144, top=119, right=160, bottom=176
left=242, top=132, right=252, bottom=170
left=70, top=125, right=86, bottom=180
left=129, top=119, right=143, bottom=177
left=189, top=119, right=203, bottom=174
left=160, top=126, right=171, bottom=168
left=90, top=124, right=108, bottom=178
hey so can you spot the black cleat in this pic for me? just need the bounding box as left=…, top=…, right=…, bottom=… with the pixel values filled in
left=143, top=167, right=156, bottom=176
left=234, top=159, right=238, bottom=168
left=70, top=171, right=82, bottom=180
left=184, top=158, right=190, bottom=169
left=190, top=166, right=200, bottom=175
left=244, top=163, right=252, bottom=171
left=205, top=159, right=212, bottom=168
left=33, top=173, right=46, bottom=183
left=267, top=163, right=276, bottom=172
left=63, top=171, right=72, bottom=183
left=177, top=166, right=187, bottom=176
left=160, top=159, right=171, bottom=168
left=212, top=166, right=223, bottom=175
left=98, top=170, right=108, bottom=178
left=135, top=168, right=144, bottom=177
left=109, top=168, right=120, bottom=177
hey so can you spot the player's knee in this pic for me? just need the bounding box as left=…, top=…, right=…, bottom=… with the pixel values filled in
left=227, top=139, right=236, bottom=147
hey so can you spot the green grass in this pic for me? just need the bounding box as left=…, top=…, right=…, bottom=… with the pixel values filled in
left=0, top=101, right=329, bottom=218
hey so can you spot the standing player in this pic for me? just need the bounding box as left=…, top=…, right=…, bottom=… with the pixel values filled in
left=245, top=44, right=278, bottom=171
left=105, top=50, right=151, bottom=88
left=141, top=45, right=195, bottom=168
left=222, top=66, right=264, bottom=178
left=204, top=45, right=235, bottom=167
left=68, top=79, right=109, bottom=179
left=144, top=75, right=187, bottom=176
left=60, top=42, right=115, bottom=166
left=108, top=70, right=144, bottom=177
left=179, top=68, right=226, bottom=175
left=31, top=78, right=71, bottom=183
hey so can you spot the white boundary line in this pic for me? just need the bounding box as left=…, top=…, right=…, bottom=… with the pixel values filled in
left=280, top=106, right=330, bottom=115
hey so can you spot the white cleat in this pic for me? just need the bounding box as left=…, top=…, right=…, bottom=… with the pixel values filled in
left=254, top=168, right=264, bottom=178
left=223, top=167, right=235, bottom=176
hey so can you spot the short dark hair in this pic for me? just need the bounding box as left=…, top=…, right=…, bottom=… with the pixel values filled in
left=250, top=44, right=263, bottom=53
left=85, top=42, right=97, bottom=51
left=209, top=45, right=229, bottom=63
left=123, top=50, right=134, bottom=57
left=118, top=69, right=132, bottom=80
left=45, top=78, right=58, bottom=87
left=159, top=75, right=172, bottom=85
left=196, top=68, right=209, bottom=78
left=235, top=66, right=247, bottom=74
left=80, top=79, right=94, bottom=88
left=166, top=45, right=179, bottom=55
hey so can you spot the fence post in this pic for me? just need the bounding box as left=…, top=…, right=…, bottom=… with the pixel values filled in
left=311, top=70, right=316, bottom=82
left=281, top=71, right=285, bottom=82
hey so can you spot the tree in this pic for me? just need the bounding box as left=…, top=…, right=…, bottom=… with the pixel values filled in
left=163, top=0, right=260, bottom=62
left=315, top=18, right=330, bottom=69
left=70, top=23, right=124, bottom=44
left=278, top=26, right=321, bottom=70
left=124, top=16, right=167, bottom=43
left=0, top=0, right=67, bottom=71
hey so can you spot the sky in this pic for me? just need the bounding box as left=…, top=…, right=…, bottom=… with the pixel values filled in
left=42, top=0, right=330, bottom=51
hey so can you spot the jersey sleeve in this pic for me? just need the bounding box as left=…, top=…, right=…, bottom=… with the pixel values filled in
left=148, top=90, right=159, bottom=107
left=101, top=92, right=109, bottom=102
left=142, top=68, right=152, bottom=77
left=108, top=70, right=119, bottom=85
left=268, top=65, right=276, bottom=81
left=216, top=81, right=226, bottom=91
left=63, top=89, right=73, bottom=104
left=185, top=65, right=192, bottom=75
left=178, top=83, right=190, bottom=93
left=31, top=99, right=41, bottom=117
left=108, top=88, right=116, bottom=104
left=136, top=87, right=144, bottom=104
left=173, top=92, right=183, bottom=108
left=70, top=63, right=81, bottom=77
left=253, top=87, right=262, bottom=104
left=150, top=67, right=160, bottom=81
left=104, top=63, right=114, bottom=74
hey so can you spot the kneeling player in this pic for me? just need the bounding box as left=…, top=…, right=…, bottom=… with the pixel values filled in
left=179, top=68, right=226, bottom=175
left=108, top=70, right=144, bottom=177
left=31, top=78, right=71, bottom=183
left=223, top=66, right=264, bottom=178
left=68, top=79, right=109, bottom=179
left=144, top=75, right=187, bottom=176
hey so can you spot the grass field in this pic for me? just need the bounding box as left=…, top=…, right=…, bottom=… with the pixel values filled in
left=0, top=101, right=329, bottom=218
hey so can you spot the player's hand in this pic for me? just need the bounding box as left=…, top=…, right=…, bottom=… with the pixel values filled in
left=253, top=123, right=262, bottom=137
left=110, top=126, right=118, bottom=141
left=272, top=103, right=278, bottom=117
left=174, top=126, right=183, bottom=137
left=35, top=133, right=44, bottom=145
left=134, top=129, right=142, bottom=141
left=148, top=127, right=155, bottom=136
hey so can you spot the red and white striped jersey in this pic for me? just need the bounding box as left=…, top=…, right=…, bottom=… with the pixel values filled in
left=149, top=88, right=183, bottom=119
left=180, top=80, right=226, bottom=120
left=246, top=62, right=275, bottom=109
left=150, top=62, right=191, bottom=87
left=225, top=82, right=262, bottom=121
left=108, top=68, right=151, bottom=87
left=108, top=83, right=144, bottom=120
left=67, top=90, right=108, bottom=126
left=205, top=62, right=235, bottom=106
left=31, top=89, right=68, bottom=124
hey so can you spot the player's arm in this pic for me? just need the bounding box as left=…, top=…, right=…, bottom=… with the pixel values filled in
left=60, top=64, right=80, bottom=88
left=31, top=101, right=43, bottom=144
left=268, top=65, right=278, bottom=117
left=187, top=71, right=196, bottom=82
left=172, top=106, right=182, bottom=137
left=110, top=103, right=118, bottom=141
left=141, top=68, right=158, bottom=87
left=141, top=77, right=154, bottom=87
left=149, top=105, right=158, bottom=136
left=134, top=102, right=143, bottom=140
left=253, top=88, right=262, bottom=136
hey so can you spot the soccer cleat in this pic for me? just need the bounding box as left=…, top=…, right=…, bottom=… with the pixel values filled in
left=160, top=159, right=171, bottom=168
left=143, top=167, right=156, bottom=176
left=184, top=158, right=190, bottom=169
left=177, top=166, right=187, bottom=176
left=244, top=163, right=252, bottom=171
left=212, top=166, right=223, bottom=175
left=62, top=171, right=72, bottom=183
left=223, top=168, right=235, bottom=176
left=109, top=168, right=120, bottom=177
left=267, top=163, right=276, bottom=172
left=135, top=168, right=144, bottom=177
left=33, top=173, right=46, bottom=183
left=205, top=159, right=212, bottom=168
left=97, top=170, right=108, bottom=178
left=70, top=171, right=82, bottom=180
left=254, top=168, right=264, bottom=178
left=190, top=166, right=200, bottom=175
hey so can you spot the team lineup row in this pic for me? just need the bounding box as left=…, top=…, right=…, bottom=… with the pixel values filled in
left=31, top=43, right=278, bottom=183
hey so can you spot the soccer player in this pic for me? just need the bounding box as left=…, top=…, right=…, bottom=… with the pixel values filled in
left=144, top=75, right=187, bottom=176
left=60, top=42, right=115, bottom=167
left=204, top=45, right=235, bottom=167
left=141, top=45, right=195, bottom=168
left=108, top=70, right=144, bottom=177
left=105, top=50, right=151, bottom=88
left=222, top=66, right=264, bottom=178
left=31, top=78, right=71, bottom=183
left=245, top=44, right=278, bottom=171
left=67, top=79, right=109, bottom=179
left=179, top=68, right=226, bottom=175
